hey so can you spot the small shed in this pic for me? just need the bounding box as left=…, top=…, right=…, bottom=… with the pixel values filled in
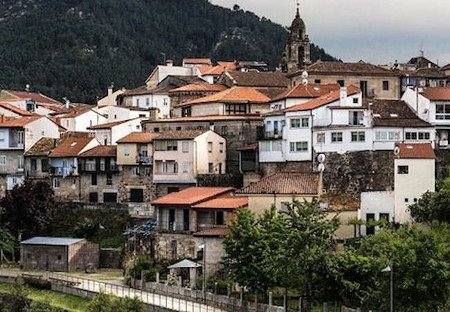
left=20, top=237, right=99, bottom=272
left=168, top=259, right=202, bottom=288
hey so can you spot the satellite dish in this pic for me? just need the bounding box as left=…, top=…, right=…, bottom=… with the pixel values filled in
left=394, top=146, right=400, bottom=156
left=318, top=163, right=325, bottom=172
left=317, top=154, right=326, bottom=163
left=301, top=71, right=309, bottom=79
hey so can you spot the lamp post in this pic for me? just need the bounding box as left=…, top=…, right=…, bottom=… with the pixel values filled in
left=382, top=260, right=394, bottom=312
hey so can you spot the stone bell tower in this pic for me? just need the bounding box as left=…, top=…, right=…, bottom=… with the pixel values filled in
left=281, top=1, right=311, bottom=73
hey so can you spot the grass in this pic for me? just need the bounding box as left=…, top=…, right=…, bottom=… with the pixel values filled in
left=0, top=283, right=90, bottom=312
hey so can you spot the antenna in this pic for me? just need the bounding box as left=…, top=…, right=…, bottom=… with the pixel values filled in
left=419, top=40, right=424, bottom=57
left=296, top=0, right=300, bottom=15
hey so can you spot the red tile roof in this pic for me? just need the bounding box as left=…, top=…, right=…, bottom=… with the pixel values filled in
left=169, top=83, right=228, bottom=93
left=395, top=143, right=435, bottom=159
left=291, top=61, right=399, bottom=77
left=269, top=86, right=360, bottom=114
left=151, top=187, right=234, bottom=206
left=192, top=196, right=248, bottom=209
left=221, top=71, right=290, bottom=88
left=237, top=173, right=320, bottom=195
left=180, top=86, right=270, bottom=107
left=142, top=115, right=263, bottom=124
left=58, top=105, right=93, bottom=118
left=79, top=145, right=117, bottom=158
left=0, top=101, right=33, bottom=116
left=0, top=115, right=43, bottom=128
left=49, top=137, right=96, bottom=158
left=1, top=90, right=61, bottom=105
left=193, top=228, right=229, bottom=237
left=87, top=118, right=140, bottom=130
left=116, top=132, right=160, bottom=144
left=370, top=99, right=432, bottom=128
left=24, top=138, right=60, bottom=156
left=153, top=130, right=206, bottom=140
left=183, top=58, right=212, bottom=66
left=270, top=83, right=341, bottom=102
left=421, top=87, right=450, bottom=101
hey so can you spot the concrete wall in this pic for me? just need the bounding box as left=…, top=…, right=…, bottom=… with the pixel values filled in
left=26, top=118, right=60, bottom=150
left=359, top=191, right=395, bottom=236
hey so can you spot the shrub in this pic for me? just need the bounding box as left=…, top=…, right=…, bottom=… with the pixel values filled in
left=124, top=255, right=153, bottom=283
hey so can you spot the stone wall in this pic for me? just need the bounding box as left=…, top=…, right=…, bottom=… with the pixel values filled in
left=100, top=248, right=122, bottom=269
left=118, top=166, right=155, bottom=213
left=260, top=161, right=314, bottom=177
left=197, top=173, right=243, bottom=189
left=79, top=172, right=120, bottom=203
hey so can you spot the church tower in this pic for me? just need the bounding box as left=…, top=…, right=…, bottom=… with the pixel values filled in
left=281, top=2, right=311, bottom=73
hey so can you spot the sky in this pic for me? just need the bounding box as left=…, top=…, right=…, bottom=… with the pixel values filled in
left=210, top=0, right=450, bottom=66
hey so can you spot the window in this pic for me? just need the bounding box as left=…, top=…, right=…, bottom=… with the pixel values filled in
left=405, top=132, right=417, bottom=140
left=208, top=163, right=214, bottom=173
left=154, top=127, right=160, bottom=132
left=383, top=80, right=389, bottom=91
left=219, top=163, right=223, bottom=174
left=375, top=131, right=400, bottom=141
left=353, top=98, right=359, bottom=104
left=182, top=142, right=189, bottom=153
left=176, top=127, right=182, bottom=131
left=379, top=213, right=389, bottom=223
left=0, top=132, right=4, bottom=142
left=360, top=80, right=368, bottom=97
left=41, top=159, right=49, bottom=172
left=317, top=132, right=325, bottom=143
left=106, top=173, right=113, bottom=185
left=173, top=162, right=178, bottom=173
left=144, top=167, right=151, bottom=176
left=18, top=156, right=24, bottom=170
left=216, top=211, right=224, bottom=225
left=57, top=255, right=62, bottom=261
left=290, top=117, right=309, bottom=128
left=225, top=103, right=247, bottom=115
left=132, top=166, right=140, bottom=176
left=273, top=141, right=282, bottom=151
left=168, top=141, right=177, bottom=151
left=406, top=131, right=430, bottom=140
left=91, top=174, right=97, bottom=186
left=146, top=98, right=150, bottom=106
left=366, top=213, right=375, bottom=235
left=31, top=159, right=37, bottom=171
left=18, top=130, right=24, bottom=145
left=219, top=142, right=224, bottom=153
left=289, top=141, right=308, bottom=152
left=130, top=189, right=144, bottom=202
left=103, top=192, right=117, bottom=203
left=331, top=132, right=343, bottom=143
left=314, top=79, right=321, bottom=84
left=0, top=155, right=6, bottom=165
left=260, top=141, right=270, bottom=152
left=182, top=162, right=189, bottom=173
left=162, top=162, right=168, bottom=173
left=53, top=178, right=60, bottom=189
left=155, top=141, right=178, bottom=151
left=221, top=126, right=228, bottom=135
left=404, top=198, right=409, bottom=203
left=163, top=98, right=168, bottom=106
left=208, top=142, right=213, bottom=153
left=89, top=192, right=98, bottom=203
left=337, top=80, right=345, bottom=87
left=123, top=146, right=130, bottom=157
left=397, top=165, right=409, bottom=174
left=136, top=99, right=140, bottom=106
left=351, top=131, right=365, bottom=142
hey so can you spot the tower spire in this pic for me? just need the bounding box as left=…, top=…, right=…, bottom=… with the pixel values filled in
left=296, top=0, right=300, bottom=16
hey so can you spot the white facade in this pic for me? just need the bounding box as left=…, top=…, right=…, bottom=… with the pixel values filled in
left=126, top=93, right=170, bottom=119
left=97, top=88, right=124, bottom=107
left=24, top=117, right=61, bottom=150
left=91, top=118, right=145, bottom=145
left=146, top=65, right=196, bottom=89
left=359, top=191, right=395, bottom=236
left=95, top=105, right=149, bottom=122
left=59, top=110, right=107, bottom=132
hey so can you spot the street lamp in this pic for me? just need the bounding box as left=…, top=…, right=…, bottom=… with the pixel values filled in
left=382, top=260, right=394, bottom=312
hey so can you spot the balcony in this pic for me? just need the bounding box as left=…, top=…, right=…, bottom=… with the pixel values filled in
left=260, top=130, right=283, bottom=140
left=136, top=156, right=153, bottom=165
left=158, top=220, right=191, bottom=233
left=50, top=166, right=76, bottom=177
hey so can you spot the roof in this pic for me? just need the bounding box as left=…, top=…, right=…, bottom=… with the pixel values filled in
left=87, top=118, right=137, bottom=130
left=293, top=61, right=398, bottom=77
left=193, top=228, right=229, bottom=237
left=221, top=71, right=290, bottom=88
left=21, top=237, right=84, bottom=246
left=421, top=87, right=450, bottom=101
left=168, top=259, right=202, bottom=269
left=154, top=130, right=206, bottom=140
left=270, top=83, right=341, bottom=102
left=1, top=90, right=61, bottom=105
left=58, top=105, right=93, bottom=118
left=369, top=99, right=432, bottom=128
left=122, top=85, right=173, bottom=96
left=24, top=138, right=60, bottom=156
left=268, top=86, right=360, bottom=115
left=142, top=115, right=263, bottom=124
left=182, top=58, right=212, bottom=66
left=413, top=68, right=446, bottom=79
left=0, top=115, right=43, bottom=128
left=116, top=132, right=160, bottom=144
left=169, top=83, right=228, bottom=93
left=237, top=173, right=320, bottom=195
left=0, top=101, right=33, bottom=116
left=395, top=143, right=435, bottom=159
left=151, top=187, right=234, bottom=205
left=49, top=137, right=95, bottom=158
left=192, top=196, right=248, bottom=209
left=180, top=86, right=270, bottom=107
left=79, top=145, right=117, bottom=158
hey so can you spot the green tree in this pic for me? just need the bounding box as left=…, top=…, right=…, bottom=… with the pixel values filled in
left=121, top=297, right=145, bottom=312
left=2, top=277, right=29, bottom=312
left=24, top=301, right=64, bottom=312
left=87, top=292, right=144, bottom=312
left=0, top=180, right=55, bottom=240
left=409, top=189, right=450, bottom=224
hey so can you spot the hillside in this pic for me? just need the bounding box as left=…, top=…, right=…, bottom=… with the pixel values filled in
left=0, top=0, right=336, bottom=103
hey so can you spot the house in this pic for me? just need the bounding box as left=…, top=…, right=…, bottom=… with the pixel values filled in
left=20, top=237, right=99, bottom=272
left=259, top=86, right=435, bottom=165
left=236, top=172, right=355, bottom=239
left=0, top=116, right=61, bottom=194
left=402, top=86, right=450, bottom=148
left=57, top=106, right=107, bottom=132
left=172, top=86, right=271, bottom=118
left=359, top=143, right=435, bottom=234
left=0, top=89, right=63, bottom=115
left=78, top=145, right=120, bottom=204
left=142, top=115, right=263, bottom=173
left=24, top=138, right=60, bottom=181
left=0, top=100, right=37, bottom=117
left=169, top=83, right=228, bottom=113
left=87, top=118, right=145, bottom=145
left=151, top=187, right=247, bottom=275
left=153, top=130, right=226, bottom=195
left=145, top=60, right=199, bottom=89
left=289, top=61, right=401, bottom=100
left=116, top=132, right=160, bottom=214
left=197, top=61, right=239, bottom=83
left=399, top=68, right=447, bottom=93
left=48, top=136, right=100, bottom=202
left=97, top=85, right=125, bottom=107
left=94, top=105, right=150, bottom=123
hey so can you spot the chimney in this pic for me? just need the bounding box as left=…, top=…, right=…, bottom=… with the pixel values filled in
left=148, top=107, right=159, bottom=120
left=339, top=87, right=347, bottom=106
left=166, top=60, right=174, bottom=67
left=65, top=99, right=70, bottom=109
left=0, top=115, right=4, bottom=124
left=108, top=83, right=114, bottom=97
left=25, top=84, right=30, bottom=92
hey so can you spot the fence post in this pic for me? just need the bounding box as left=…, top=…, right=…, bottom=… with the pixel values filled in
left=299, top=297, right=302, bottom=312
left=239, top=289, right=243, bottom=307
left=323, top=302, right=328, bottom=312
left=269, top=292, right=273, bottom=306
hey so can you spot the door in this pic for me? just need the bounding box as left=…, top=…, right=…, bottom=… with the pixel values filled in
left=273, top=120, right=279, bottom=135
left=103, top=192, right=117, bottom=203
left=169, top=209, right=176, bottom=231
left=366, top=213, right=375, bottom=235
left=360, top=81, right=368, bottom=98
left=183, top=209, right=190, bottom=231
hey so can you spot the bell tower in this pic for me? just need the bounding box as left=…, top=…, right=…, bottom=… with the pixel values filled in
left=281, top=1, right=311, bottom=73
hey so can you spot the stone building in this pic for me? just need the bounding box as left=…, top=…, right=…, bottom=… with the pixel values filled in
left=24, top=137, right=60, bottom=182
left=20, top=237, right=99, bottom=272
left=168, top=83, right=228, bottom=114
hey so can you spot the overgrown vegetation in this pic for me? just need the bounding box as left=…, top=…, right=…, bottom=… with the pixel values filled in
left=0, top=0, right=336, bottom=103
left=87, top=292, right=144, bottom=312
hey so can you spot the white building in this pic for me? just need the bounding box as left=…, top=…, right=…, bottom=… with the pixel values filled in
left=97, top=86, right=125, bottom=107
left=145, top=61, right=198, bottom=89
left=58, top=107, right=107, bottom=132
left=260, top=86, right=435, bottom=163
left=87, top=118, right=145, bottom=145
left=402, top=86, right=450, bottom=148
left=95, top=105, right=149, bottom=123
left=359, top=143, right=435, bottom=235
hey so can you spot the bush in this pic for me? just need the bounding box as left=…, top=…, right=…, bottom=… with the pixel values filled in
left=143, top=268, right=158, bottom=282
left=124, top=255, right=153, bottom=283
left=24, top=301, right=66, bottom=312
left=87, top=292, right=144, bottom=312
left=1, top=277, right=30, bottom=312
left=22, top=276, right=51, bottom=290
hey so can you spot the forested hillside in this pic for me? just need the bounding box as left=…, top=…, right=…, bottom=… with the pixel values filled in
left=0, top=0, right=336, bottom=103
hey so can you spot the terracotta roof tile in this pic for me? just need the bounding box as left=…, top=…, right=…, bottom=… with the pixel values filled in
left=268, top=86, right=360, bottom=114
left=0, top=101, right=33, bottom=116
left=154, top=130, right=206, bottom=140
left=192, top=196, right=248, bottom=209
left=123, top=85, right=173, bottom=96
left=58, top=105, right=93, bottom=118
left=237, top=173, right=320, bottom=195
left=1, top=90, right=61, bottom=105
left=49, top=137, right=96, bottom=158
left=117, top=132, right=160, bottom=144
left=293, top=61, right=399, bottom=77
left=193, top=228, right=229, bottom=237
left=79, top=145, right=117, bottom=158
left=87, top=118, right=138, bottom=130
left=169, top=83, right=228, bottom=93
left=151, top=187, right=234, bottom=205
left=395, top=143, right=435, bottom=159
left=0, top=115, right=43, bottom=128
left=142, top=115, right=263, bottom=124
left=24, top=138, right=60, bottom=156
left=369, top=99, right=432, bottom=128
left=183, top=58, right=212, bottom=65
left=270, top=83, right=341, bottom=102
left=421, top=87, right=450, bottom=101
left=222, top=71, right=290, bottom=88
left=180, top=86, right=270, bottom=107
